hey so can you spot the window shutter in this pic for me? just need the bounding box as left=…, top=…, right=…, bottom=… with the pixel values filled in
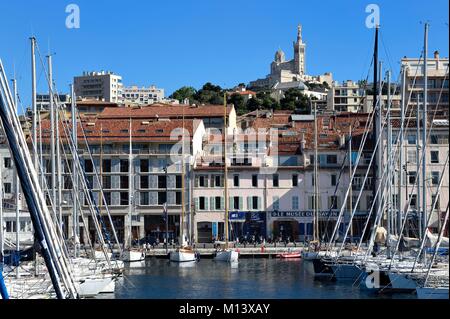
left=229, top=197, right=234, bottom=211
left=204, top=197, right=209, bottom=211
left=194, top=197, right=199, bottom=211
left=210, top=197, right=215, bottom=211
left=257, top=197, right=261, bottom=210
left=221, top=197, right=225, bottom=210
left=239, top=197, right=243, bottom=210
left=195, top=176, right=199, bottom=187
left=247, top=197, right=251, bottom=210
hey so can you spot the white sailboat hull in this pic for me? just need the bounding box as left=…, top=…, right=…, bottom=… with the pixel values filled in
left=214, top=250, right=239, bottom=263
left=76, top=277, right=115, bottom=298
left=122, top=250, right=145, bottom=262
left=169, top=250, right=197, bottom=262
left=416, top=287, right=449, bottom=299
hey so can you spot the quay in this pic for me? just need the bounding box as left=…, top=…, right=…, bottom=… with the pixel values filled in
left=144, top=244, right=305, bottom=259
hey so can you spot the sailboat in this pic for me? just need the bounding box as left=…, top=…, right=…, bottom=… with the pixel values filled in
left=214, top=95, right=239, bottom=263
left=169, top=106, right=198, bottom=263
left=302, top=101, right=323, bottom=261
left=122, top=119, right=145, bottom=263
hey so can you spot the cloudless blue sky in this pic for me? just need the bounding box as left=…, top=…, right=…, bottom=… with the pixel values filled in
left=0, top=0, right=448, bottom=109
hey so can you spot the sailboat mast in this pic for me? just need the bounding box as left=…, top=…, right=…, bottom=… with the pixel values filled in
left=386, top=70, right=392, bottom=256
left=30, top=37, right=37, bottom=170
left=47, top=55, right=57, bottom=223
left=70, top=84, right=79, bottom=257
left=398, top=65, right=407, bottom=236
left=313, top=101, right=319, bottom=241
left=12, top=77, right=20, bottom=279
left=128, top=118, right=133, bottom=248
left=371, top=26, right=379, bottom=231
left=422, top=23, right=429, bottom=238
left=224, top=94, right=229, bottom=246
left=348, top=125, right=353, bottom=243
left=181, top=104, right=186, bottom=246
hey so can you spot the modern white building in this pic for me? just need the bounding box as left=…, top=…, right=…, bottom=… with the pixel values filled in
left=122, top=85, right=165, bottom=105
left=327, top=80, right=365, bottom=113
left=74, top=71, right=123, bottom=103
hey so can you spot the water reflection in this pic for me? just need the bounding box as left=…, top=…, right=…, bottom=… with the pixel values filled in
left=111, top=259, right=416, bottom=299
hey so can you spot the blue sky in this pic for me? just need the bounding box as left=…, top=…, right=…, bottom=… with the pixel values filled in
left=0, top=0, right=448, bottom=110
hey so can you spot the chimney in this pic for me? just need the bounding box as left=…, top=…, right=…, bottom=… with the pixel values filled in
left=434, top=50, right=440, bottom=60
left=300, top=133, right=306, bottom=152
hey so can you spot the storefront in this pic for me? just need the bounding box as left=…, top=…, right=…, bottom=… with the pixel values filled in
left=229, top=211, right=267, bottom=241
left=144, top=215, right=179, bottom=244
left=269, top=211, right=369, bottom=243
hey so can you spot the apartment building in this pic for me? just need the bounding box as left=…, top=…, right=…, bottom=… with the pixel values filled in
left=74, top=71, right=123, bottom=103
left=327, top=80, right=365, bottom=113
left=122, top=85, right=165, bottom=105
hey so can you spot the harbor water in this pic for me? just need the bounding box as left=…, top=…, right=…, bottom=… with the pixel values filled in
left=99, top=259, right=418, bottom=299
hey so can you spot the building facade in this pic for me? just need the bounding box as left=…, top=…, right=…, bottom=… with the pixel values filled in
left=122, top=85, right=165, bottom=105
left=74, top=71, right=123, bottom=103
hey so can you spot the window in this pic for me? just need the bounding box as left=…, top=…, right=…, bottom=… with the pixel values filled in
left=408, top=171, right=416, bottom=184
left=273, top=196, right=280, bottom=211
left=366, top=195, right=373, bottom=210
left=407, top=150, right=417, bottom=164
left=430, top=135, right=439, bottom=144
left=140, top=159, right=149, bottom=172
left=176, top=176, right=182, bottom=189
left=308, top=196, right=321, bottom=210
left=120, top=176, right=129, bottom=189
left=409, top=194, right=417, bottom=209
left=431, top=172, right=440, bottom=185
left=120, top=160, right=129, bottom=172
left=292, top=196, right=299, bottom=210
left=198, top=175, right=208, bottom=187
left=120, top=192, right=129, bottom=206
left=407, top=135, right=416, bottom=145
left=233, top=175, right=240, bottom=187
left=327, top=155, right=337, bottom=164
left=328, top=196, right=339, bottom=209
left=430, top=151, right=439, bottom=163
left=102, top=176, right=112, bottom=189
left=158, top=176, right=167, bottom=189
left=431, top=194, right=440, bottom=210
left=213, top=175, right=223, bottom=187
left=199, top=197, right=206, bottom=210
left=248, top=196, right=259, bottom=210
left=311, top=175, right=315, bottom=187
left=103, top=192, right=111, bottom=205
left=273, top=174, right=279, bottom=187
left=252, top=175, right=258, bottom=187
left=331, top=174, right=337, bottom=186
left=140, top=176, right=149, bottom=189
left=233, top=197, right=240, bottom=210
left=140, top=192, right=149, bottom=205
left=4, top=183, right=12, bottom=194
left=4, top=158, right=12, bottom=168
left=292, top=174, right=298, bottom=187
left=158, top=192, right=167, bottom=205
left=84, top=159, right=93, bottom=172
left=176, top=192, right=182, bottom=205
left=102, top=159, right=111, bottom=172
left=215, top=196, right=222, bottom=210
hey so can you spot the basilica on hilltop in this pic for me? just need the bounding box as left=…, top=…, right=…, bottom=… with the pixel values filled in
left=249, top=25, right=332, bottom=90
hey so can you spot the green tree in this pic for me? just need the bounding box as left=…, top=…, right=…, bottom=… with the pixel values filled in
left=228, top=93, right=246, bottom=113
left=170, top=86, right=197, bottom=103
left=280, top=88, right=310, bottom=113
left=194, top=82, right=225, bottom=104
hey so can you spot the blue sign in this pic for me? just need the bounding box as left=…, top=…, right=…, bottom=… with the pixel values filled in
left=212, top=222, right=218, bottom=237
left=229, top=212, right=246, bottom=221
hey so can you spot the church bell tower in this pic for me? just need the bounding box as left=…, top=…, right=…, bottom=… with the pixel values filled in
left=294, top=24, right=306, bottom=76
